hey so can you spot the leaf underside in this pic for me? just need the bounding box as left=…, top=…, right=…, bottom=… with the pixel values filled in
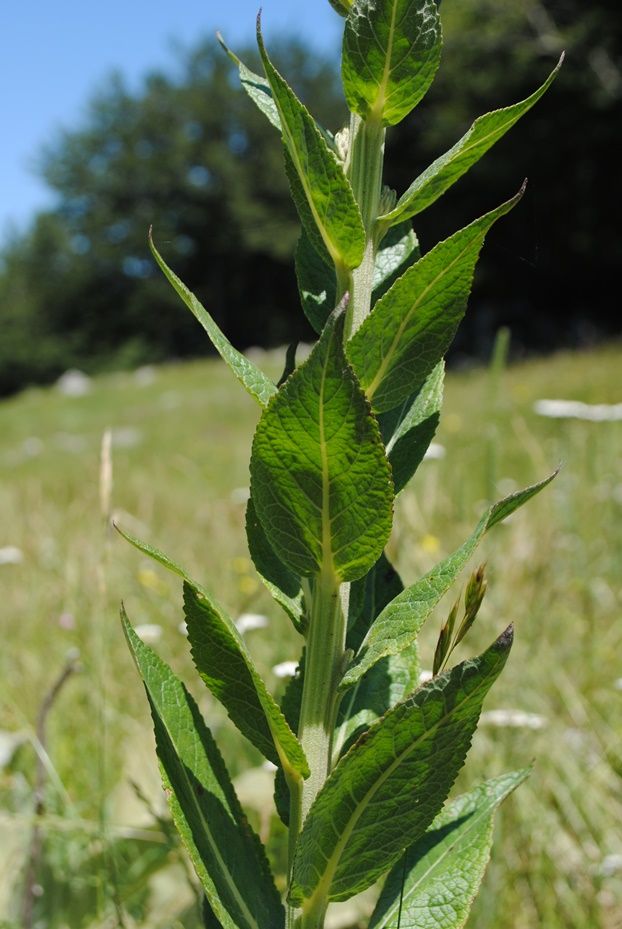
left=245, top=497, right=306, bottom=631
left=382, top=360, right=445, bottom=493
left=369, top=769, right=531, bottom=929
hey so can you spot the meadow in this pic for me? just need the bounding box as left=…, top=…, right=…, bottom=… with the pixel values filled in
left=1, top=342, right=620, bottom=928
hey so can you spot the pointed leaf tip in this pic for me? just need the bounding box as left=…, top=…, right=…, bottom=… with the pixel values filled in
left=381, top=59, right=562, bottom=228
left=257, top=25, right=365, bottom=270
left=498, top=624, right=514, bottom=650
left=149, top=233, right=276, bottom=407
left=291, top=633, right=512, bottom=904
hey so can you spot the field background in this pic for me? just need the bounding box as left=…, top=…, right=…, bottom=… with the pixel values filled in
left=1, top=343, right=621, bottom=928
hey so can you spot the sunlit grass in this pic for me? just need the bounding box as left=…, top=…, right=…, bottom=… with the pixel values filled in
left=1, top=343, right=620, bottom=927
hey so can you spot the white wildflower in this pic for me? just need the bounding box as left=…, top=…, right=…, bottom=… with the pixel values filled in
left=424, top=442, right=446, bottom=460
left=272, top=660, right=299, bottom=678
left=56, top=369, right=92, bottom=396
left=235, top=613, right=269, bottom=633
left=480, top=709, right=547, bottom=729
left=534, top=399, right=622, bottom=421
left=134, top=624, right=163, bottom=644
left=0, top=546, right=23, bottom=565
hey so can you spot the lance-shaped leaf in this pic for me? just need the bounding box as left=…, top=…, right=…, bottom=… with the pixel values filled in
left=332, top=643, right=419, bottom=762
left=116, top=526, right=308, bottom=781
left=245, top=498, right=305, bottom=632
left=217, top=34, right=281, bottom=131
left=341, top=471, right=556, bottom=689
left=115, top=522, right=203, bottom=586
left=342, top=0, right=442, bottom=126
left=348, top=189, right=524, bottom=414
left=257, top=20, right=365, bottom=271
left=381, top=360, right=444, bottom=493
left=250, top=310, right=394, bottom=581
left=218, top=35, right=337, bottom=151
left=289, top=628, right=513, bottom=906
left=150, top=233, right=276, bottom=408
left=369, top=769, right=530, bottom=929
left=122, top=613, right=284, bottom=929
left=183, top=582, right=309, bottom=782
left=380, top=56, right=564, bottom=228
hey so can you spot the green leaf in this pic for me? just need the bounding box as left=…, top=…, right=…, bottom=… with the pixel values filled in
left=218, top=36, right=337, bottom=153
left=341, top=471, right=556, bottom=689
left=347, top=551, right=404, bottom=653
left=217, top=34, right=281, bottom=131
left=342, top=0, right=442, bottom=126
left=289, top=628, right=513, bottom=907
left=277, top=341, right=299, bottom=388
left=115, top=527, right=307, bottom=781
left=372, top=221, right=421, bottom=304
left=257, top=21, right=365, bottom=271
left=183, top=582, right=309, bottom=782
left=274, top=654, right=306, bottom=825
left=250, top=310, right=394, bottom=582
left=295, top=229, right=337, bottom=334
left=369, top=769, right=531, bottom=929
left=122, top=612, right=284, bottom=929
left=296, top=220, right=419, bottom=335
left=115, top=522, right=198, bottom=584
left=328, top=0, right=352, bottom=15
left=380, top=56, right=564, bottom=228
left=348, top=189, right=524, bottom=414
left=149, top=233, right=276, bottom=408
left=245, top=497, right=306, bottom=632
left=382, top=360, right=444, bottom=493
left=332, top=643, right=419, bottom=761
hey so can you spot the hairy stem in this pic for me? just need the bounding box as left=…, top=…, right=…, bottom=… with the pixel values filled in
left=345, top=114, right=386, bottom=338
left=297, top=569, right=346, bottom=821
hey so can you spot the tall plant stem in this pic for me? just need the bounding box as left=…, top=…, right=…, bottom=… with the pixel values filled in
left=345, top=113, right=386, bottom=339
left=289, top=571, right=344, bottom=929
left=297, top=569, right=346, bottom=822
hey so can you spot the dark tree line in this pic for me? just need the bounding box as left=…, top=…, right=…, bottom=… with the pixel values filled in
left=0, top=0, right=620, bottom=395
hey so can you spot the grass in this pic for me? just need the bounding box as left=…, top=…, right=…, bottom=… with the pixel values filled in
left=1, top=342, right=621, bottom=928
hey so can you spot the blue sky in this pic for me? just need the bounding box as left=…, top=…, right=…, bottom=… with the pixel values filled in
left=0, top=1, right=342, bottom=240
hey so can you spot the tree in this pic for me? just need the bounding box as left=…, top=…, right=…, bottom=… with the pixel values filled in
left=1, top=1, right=619, bottom=394
left=0, top=39, right=346, bottom=393
left=386, top=0, right=622, bottom=356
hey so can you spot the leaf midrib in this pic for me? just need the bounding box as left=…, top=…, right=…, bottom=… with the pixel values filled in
left=374, top=806, right=494, bottom=928
left=275, top=75, right=351, bottom=269
left=371, top=0, right=400, bottom=119
left=301, top=664, right=495, bottom=909
left=319, top=324, right=336, bottom=576
left=145, top=666, right=261, bottom=929
left=383, top=88, right=546, bottom=224
left=350, top=514, right=487, bottom=669
left=365, top=231, right=477, bottom=401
